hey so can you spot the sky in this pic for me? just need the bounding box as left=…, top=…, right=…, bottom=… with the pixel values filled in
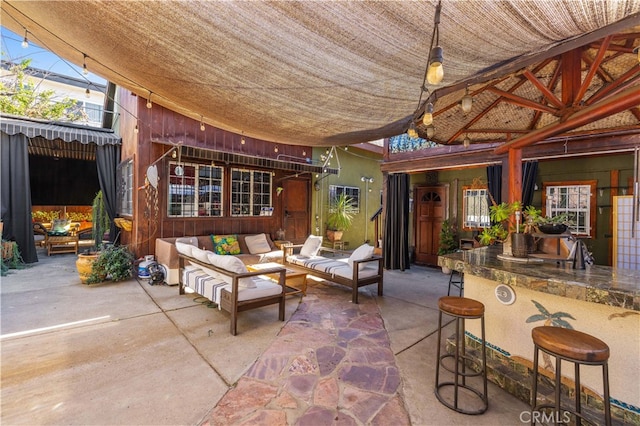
left=1, top=26, right=106, bottom=84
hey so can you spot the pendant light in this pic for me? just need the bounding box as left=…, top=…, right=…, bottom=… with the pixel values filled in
left=463, top=135, right=471, bottom=148
left=426, top=1, right=444, bottom=85
left=21, top=30, right=29, bottom=49
left=461, top=86, right=473, bottom=113
left=423, top=103, right=434, bottom=126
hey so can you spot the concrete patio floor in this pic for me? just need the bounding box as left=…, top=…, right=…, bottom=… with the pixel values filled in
left=1, top=247, right=530, bottom=425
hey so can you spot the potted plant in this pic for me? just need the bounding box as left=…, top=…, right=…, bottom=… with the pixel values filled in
left=478, top=201, right=536, bottom=258
left=537, top=213, right=573, bottom=234
left=437, top=218, right=458, bottom=274
left=326, top=193, right=355, bottom=242
left=85, top=244, right=135, bottom=284
left=76, top=191, right=111, bottom=283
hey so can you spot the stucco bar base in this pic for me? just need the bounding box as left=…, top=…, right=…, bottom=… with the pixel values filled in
left=438, top=246, right=640, bottom=423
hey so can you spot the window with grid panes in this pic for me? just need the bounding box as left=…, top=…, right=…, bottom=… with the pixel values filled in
left=328, top=185, right=360, bottom=212
left=462, top=187, right=490, bottom=229
left=231, top=168, right=272, bottom=216
left=167, top=161, right=223, bottom=217
left=543, top=181, right=595, bottom=236
left=116, top=158, right=133, bottom=216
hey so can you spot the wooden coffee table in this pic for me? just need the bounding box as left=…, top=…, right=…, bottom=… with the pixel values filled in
left=46, top=234, right=79, bottom=256
left=247, top=262, right=307, bottom=296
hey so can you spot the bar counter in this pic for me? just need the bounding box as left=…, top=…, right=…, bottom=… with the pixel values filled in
left=438, top=246, right=640, bottom=423
left=438, top=245, right=640, bottom=311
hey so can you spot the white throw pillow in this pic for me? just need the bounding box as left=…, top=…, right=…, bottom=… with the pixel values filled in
left=191, top=247, right=212, bottom=263
left=175, top=241, right=196, bottom=257
left=245, top=233, right=272, bottom=254
left=208, top=253, right=256, bottom=289
left=300, top=235, right=323, bottom=257
left=348, top=243, right=374, bottom=271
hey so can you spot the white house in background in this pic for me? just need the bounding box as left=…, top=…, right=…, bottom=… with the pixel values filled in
left=0, top=60, right=106, bottom=127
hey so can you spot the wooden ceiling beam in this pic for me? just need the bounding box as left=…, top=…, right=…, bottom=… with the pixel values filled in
left=494, top=85, right=640, bottom=154
left=523, top=69, right=564, bottom=108
left=528, top=60, right=562, bottom=130
left=575, top=35, right=612, bottom=104
left=486, top=86, right=559, bottom=114
left=586, top=67, right=640, bottom=105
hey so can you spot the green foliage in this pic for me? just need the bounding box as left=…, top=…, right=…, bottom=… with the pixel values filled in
left=31, top=210, right=61, bottom=222
left=0, top=60, right=83, bottom=121
left=437, top=219, right=458, bottom=255
left=326, top=193, right=355, bottom=231
left=1, top=240, right=26, bottom=276
left=86, top=245, right=134, bottom=284
left=92, top=191, right=110, bottom=249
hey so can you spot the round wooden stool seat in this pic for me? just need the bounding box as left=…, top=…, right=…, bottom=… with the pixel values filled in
left=532, top=326, right=609, bottom=363
left=438, top=296, right=484, bottom=317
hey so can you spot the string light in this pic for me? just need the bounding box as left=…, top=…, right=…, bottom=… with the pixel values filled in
left=426, top=125, right=435, bottom=139
left=461, top=86, right=473, bottom=113
left=21, top=30, right=29, bottom=49
left=200, top=115, right=205, bottom=131
left=146, top=91, right=152, bottom=109
left=274, top=146, right=279, bottom=153
left=134, top=123, right=139, bottom=133
left=463, top=134, right=471, bottom=148
left=85, top=86, right=90, bottom=98
left=426, top=1, right=444, bottom=85
left=422, top=102, right=434, bottom=126
left=407, top=122, right=418, bottom=139
left=83, top=54, right=89, bottom=75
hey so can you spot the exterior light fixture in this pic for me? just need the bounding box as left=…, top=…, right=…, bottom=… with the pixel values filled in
left=407, top=122, right=418, bottom=139
left=423, top=103, right=434, bottom=126
left=83, top=54, right=89, bottom=75
left=427, top=46, right=444, bottom=85
left=461, top=86, right=473, bottom=113
left=426, top=125, right=435, bottom=139
left=146, top=92, right=152, bottom=109
left=426, top=1, right=444, bottom=85
left=463, top=135, right=471, bottom=148
left=21, top=30, right=29, bottom=48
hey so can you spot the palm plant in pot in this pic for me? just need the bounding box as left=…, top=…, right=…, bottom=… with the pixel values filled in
left=326, top=193, right=355, bottom=242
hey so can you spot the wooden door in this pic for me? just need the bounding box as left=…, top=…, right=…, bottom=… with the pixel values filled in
left=414, top=186, right=447, bottom=265
left=282, top=178, right=310, bottom=244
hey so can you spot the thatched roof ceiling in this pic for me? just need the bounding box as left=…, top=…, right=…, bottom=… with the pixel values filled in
left=2, top=1, right=639, bottom=147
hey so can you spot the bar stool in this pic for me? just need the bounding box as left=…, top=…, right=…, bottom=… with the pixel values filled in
left=435, top=296, right=488, bottom=414
left=531, top=326, right=611, bottom=426
left=447, top=270, right=464, bottom=296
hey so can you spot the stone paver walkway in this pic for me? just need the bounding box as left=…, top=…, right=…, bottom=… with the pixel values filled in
left=203, top=282, right=410, bottom=425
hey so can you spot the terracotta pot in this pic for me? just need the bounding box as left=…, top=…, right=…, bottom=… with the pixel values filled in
left=76, top=252, right=101, bottom=284
left=326, top=230, right=343, bottom=242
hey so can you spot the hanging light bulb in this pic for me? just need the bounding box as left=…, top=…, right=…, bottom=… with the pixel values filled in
left=85, top=86, right=91, bottom=98
left=427, top=46, right=444, bottom=84
left=407, top=122, right=418, bottom=139
left=171, top=149, right=177, bottom=159
left=422, top=103, right=434, bottom=126
left=200, top=115, right=205, bottom=131
left=241, top=137, right=245, bottom=145
left=302, top=150, right=306, bottom=156
left=83, top=54, right=89, bottom=75
left=426, top=125, right=435, bottom=139
left=134, top=123, right=139, bottom=134
left=146, top=92, right=152, bottom=109
left=274, top=146, right=279, bottom=153
left=461, top=86, right=473, bottom=113
left=634, top=46, right=640, bottom=63
left=21, top=30, right=29, bottom=48
left=463, top=135, right=471, bottom=148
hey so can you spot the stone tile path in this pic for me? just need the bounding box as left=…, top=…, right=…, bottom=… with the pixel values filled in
left=203, top=282, right=410, bottom=425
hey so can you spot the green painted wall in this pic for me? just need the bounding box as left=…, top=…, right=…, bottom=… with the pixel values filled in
left=410, top=153, right=634, bottom=265
left=311, top=147, right=383, bottom=249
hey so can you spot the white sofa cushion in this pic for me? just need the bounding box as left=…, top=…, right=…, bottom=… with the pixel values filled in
left=245, top=233, right=272, bottom=254
left=190, top=247, right=222, bottom=279
left=208, top=252, right=257, bottom=289
left=300, top=235, right=323, bottom=257
left=348, top=243, right=374, bottom=271
left=175, top=239, right=197, bottom=257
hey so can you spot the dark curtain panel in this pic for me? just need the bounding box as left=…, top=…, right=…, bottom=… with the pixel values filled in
left=486, top=164, right=502, bottom=206
left=521, top=160, right=539, bottom=208
left=383, top=173, right=410, bottom=270
left=1, top=132, right=38, bottom=263
left=96, top=144, right=121, bottom=244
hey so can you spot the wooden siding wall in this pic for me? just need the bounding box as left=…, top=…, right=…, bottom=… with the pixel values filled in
left=118, top=89, right=313, bottom=257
